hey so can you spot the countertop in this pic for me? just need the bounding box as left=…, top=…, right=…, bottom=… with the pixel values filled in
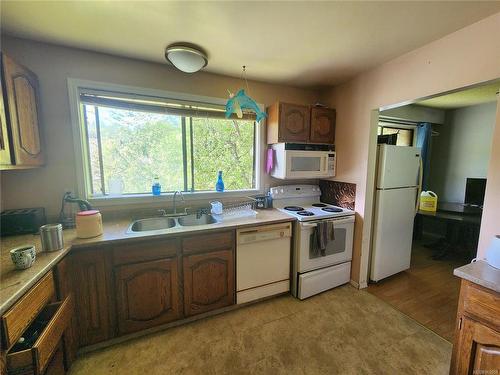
left=0, top=209, right=294, bottom=315
left=454, top=260, right=500, bottom=293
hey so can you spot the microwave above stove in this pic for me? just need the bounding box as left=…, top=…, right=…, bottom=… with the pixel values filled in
left=270, top=143, right=335, bottom=179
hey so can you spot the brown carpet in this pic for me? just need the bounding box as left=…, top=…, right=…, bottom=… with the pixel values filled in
left=367, top=240, right=466, bottom=342
left=69, top=285, right=451, bottom=375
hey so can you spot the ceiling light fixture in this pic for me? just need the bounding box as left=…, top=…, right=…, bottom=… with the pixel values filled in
left=165, top=43, right=208, bottom=73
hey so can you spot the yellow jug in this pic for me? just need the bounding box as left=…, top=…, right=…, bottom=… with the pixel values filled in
left=419, top=191, right=438, bottom=212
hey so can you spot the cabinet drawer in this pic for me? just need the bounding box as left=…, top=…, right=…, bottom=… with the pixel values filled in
left=182, top=231, right=234, bottom=254
left=6, top=295, right=73, bottom=375
left=463, top=281, right=500, bottom=330
left=2, top=271, right=55, bottom=349
left=113, top=239, right=178, bottom=265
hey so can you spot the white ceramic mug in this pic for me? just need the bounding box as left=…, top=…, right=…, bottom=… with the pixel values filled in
left=10, top=245, right=36, bottom=270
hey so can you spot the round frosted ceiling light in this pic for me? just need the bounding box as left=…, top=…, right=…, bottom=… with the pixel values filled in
left=165, top=45, right=208, bottom=73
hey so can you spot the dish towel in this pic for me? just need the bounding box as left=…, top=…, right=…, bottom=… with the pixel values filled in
left=266, top=148, right=274, bottom=174
left=310, top=221, right=335, bottom=257
left=328, top=221, right=335, bottom=241
left=312, top=222, right=328, bottom=256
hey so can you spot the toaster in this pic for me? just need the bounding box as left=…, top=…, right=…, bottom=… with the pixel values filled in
left=1, top=208, right=47, bottom=236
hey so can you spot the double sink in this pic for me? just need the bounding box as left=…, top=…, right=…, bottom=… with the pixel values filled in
left=127, top=213, right=218, bottom=234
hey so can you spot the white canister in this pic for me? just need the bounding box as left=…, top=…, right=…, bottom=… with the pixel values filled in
left=76, top=210, right=103, bottom=239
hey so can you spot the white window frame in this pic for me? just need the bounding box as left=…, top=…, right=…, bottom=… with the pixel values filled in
left=67, top=78, right=264, bottom=206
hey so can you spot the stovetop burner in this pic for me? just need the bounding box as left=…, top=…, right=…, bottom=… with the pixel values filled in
left=284, top=206, right=304, bottom=212
left=297, top=211, right=315, bottom=216
left=312, top=203, right=327, bottom=207
left=322, top=207, right=343, bottom=213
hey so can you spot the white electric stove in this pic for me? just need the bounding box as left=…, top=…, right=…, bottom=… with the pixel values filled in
left=270, top=185, right=355, bottom=299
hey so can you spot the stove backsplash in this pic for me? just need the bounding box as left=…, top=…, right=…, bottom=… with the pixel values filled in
left=319, top=180, right=356, bottom=210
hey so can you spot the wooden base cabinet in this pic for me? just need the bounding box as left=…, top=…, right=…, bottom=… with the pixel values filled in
left=115, top=258, right=181, bottom=335
left=450, top=280, right=500, bottom=374
left=71, top=250, right=113, bottom=347
left=183, top=249, right=234, bottom=317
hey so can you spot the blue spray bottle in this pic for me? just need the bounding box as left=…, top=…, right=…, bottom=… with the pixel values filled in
left=215, top=171, right=224, bottom=192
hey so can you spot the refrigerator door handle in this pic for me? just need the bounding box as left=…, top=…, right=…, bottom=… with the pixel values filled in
left=415, top=157, right=423, bottom=214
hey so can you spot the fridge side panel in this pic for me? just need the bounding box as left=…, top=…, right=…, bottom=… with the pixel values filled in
left=370, top=187, right=416, bottom=282
left=376, top=145, right=421, bottom=189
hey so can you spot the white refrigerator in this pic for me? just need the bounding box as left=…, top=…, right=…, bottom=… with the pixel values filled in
left=370, top=144, right=421, bottom=282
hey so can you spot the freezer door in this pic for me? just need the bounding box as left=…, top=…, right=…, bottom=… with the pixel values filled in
left=376, top=144, right=421, bottom=189
left=370, top=187, right=416, bottom=282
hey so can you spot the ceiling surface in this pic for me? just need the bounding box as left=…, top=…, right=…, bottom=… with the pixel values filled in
left=2, top=1, right=500, bottom=88
left=417, top=81, right=500, bottom=109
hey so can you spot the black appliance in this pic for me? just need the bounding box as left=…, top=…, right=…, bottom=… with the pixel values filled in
left=465, top=178, right=487, bottom=207
left=1, top=208, right=46, bottom=236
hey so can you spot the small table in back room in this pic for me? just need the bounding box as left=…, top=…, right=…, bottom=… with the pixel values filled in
left=415, top=202, right=482, bottom=260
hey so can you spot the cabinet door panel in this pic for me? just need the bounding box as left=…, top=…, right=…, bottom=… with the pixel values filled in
left=455, top=317, right=500, bottom=374
left=71, top=250, right=111, bottom=346
left=310, top=107, right=335, bottom=144
left=279, top=103, right=310, bottom=142
left=183, top=250, right=234, bottom=316
left=115, top=258, right=181, bottom=334
left=2, top=53, right=43, bottom=166
left=0, top=69, right=12, bottom=166
left=54, top=257, right=78, bottom=369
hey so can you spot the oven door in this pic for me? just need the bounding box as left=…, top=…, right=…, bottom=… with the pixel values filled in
left=285, top=150, right=335, bottom=179
left=297, top=216, right=354, bottom=273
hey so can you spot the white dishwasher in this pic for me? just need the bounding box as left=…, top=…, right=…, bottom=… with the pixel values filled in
left=236, top=222, right=292, bottom=304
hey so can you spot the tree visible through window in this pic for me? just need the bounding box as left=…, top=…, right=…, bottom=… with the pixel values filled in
left=81, top=94, right=256, bottom=196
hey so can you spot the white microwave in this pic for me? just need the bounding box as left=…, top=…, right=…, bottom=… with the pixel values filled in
left=270, top=143, right=336, bottom=179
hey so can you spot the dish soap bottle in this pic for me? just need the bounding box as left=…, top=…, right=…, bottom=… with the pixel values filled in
left=152, top=177, right=161, bottom=196
left=215, top=171, right=224, bottom=192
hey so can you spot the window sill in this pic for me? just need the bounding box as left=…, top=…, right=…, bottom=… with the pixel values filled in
left=88, top=189, right=262, bottom=207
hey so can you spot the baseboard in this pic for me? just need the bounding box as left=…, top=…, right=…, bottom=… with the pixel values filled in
left=349, top=279, right=359, bottom=289
left=349, top=279, right=368, bottom=289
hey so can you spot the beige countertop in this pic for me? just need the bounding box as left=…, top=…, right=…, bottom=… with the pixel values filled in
left=0, top=209, right=294, bottom=315
left=454, top=260, right=500, bottom=293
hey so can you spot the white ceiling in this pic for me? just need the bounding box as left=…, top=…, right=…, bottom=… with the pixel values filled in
left=2, top=1, right=500, bottom=89
left=417, top=81, right=500, bottom=109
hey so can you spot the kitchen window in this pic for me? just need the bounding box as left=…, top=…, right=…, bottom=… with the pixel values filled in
left=74, top=86, right=259, bottom=199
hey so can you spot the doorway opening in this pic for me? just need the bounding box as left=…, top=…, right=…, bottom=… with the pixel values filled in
left=366, top=81, right=499, bottom=342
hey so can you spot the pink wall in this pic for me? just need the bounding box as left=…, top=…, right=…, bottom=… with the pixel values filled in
left=320, top=12, right=500, bottom=285
left=478, top=97, right=500, bottom=256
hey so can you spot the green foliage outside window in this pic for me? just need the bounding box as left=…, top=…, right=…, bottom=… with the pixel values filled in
left=84, top=105, right=255, bottom=195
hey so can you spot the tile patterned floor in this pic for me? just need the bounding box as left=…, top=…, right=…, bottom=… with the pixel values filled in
left=69, top=285, right=452, bottom=375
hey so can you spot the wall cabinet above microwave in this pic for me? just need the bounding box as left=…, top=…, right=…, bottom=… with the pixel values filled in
left=266, top=102, right=336, bottom=145
left=0, top=52, right=44, bottom=170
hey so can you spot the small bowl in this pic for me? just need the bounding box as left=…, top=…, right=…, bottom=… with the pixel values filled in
left=10, top=245, right=36, bottom=270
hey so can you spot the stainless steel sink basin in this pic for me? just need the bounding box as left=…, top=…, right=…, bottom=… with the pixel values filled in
left=178, top=214, right=217, bottom=226
left=128, top=217, right=176, bottom=232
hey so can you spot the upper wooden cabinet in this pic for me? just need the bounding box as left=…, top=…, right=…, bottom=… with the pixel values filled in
left=115, top=257, right=181, bottom=335
left=310, top=107, right=336, bottom=144
left=1, top=53, right=44, bottom=169
left=267, top=102, right=335, bottom=145
left=267, top=102, right=310, bottom=143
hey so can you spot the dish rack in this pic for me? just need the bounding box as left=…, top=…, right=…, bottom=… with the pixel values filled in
left=211, top=197, right=257, bottom=222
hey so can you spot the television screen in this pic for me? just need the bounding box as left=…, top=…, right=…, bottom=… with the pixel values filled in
left=464, top=178, right=487, bottom=206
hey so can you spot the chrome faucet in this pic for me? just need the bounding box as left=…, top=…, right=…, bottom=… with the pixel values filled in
left=158, top=191, right=188, bottom=217
left=173, top=191, right=185, bottom=215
